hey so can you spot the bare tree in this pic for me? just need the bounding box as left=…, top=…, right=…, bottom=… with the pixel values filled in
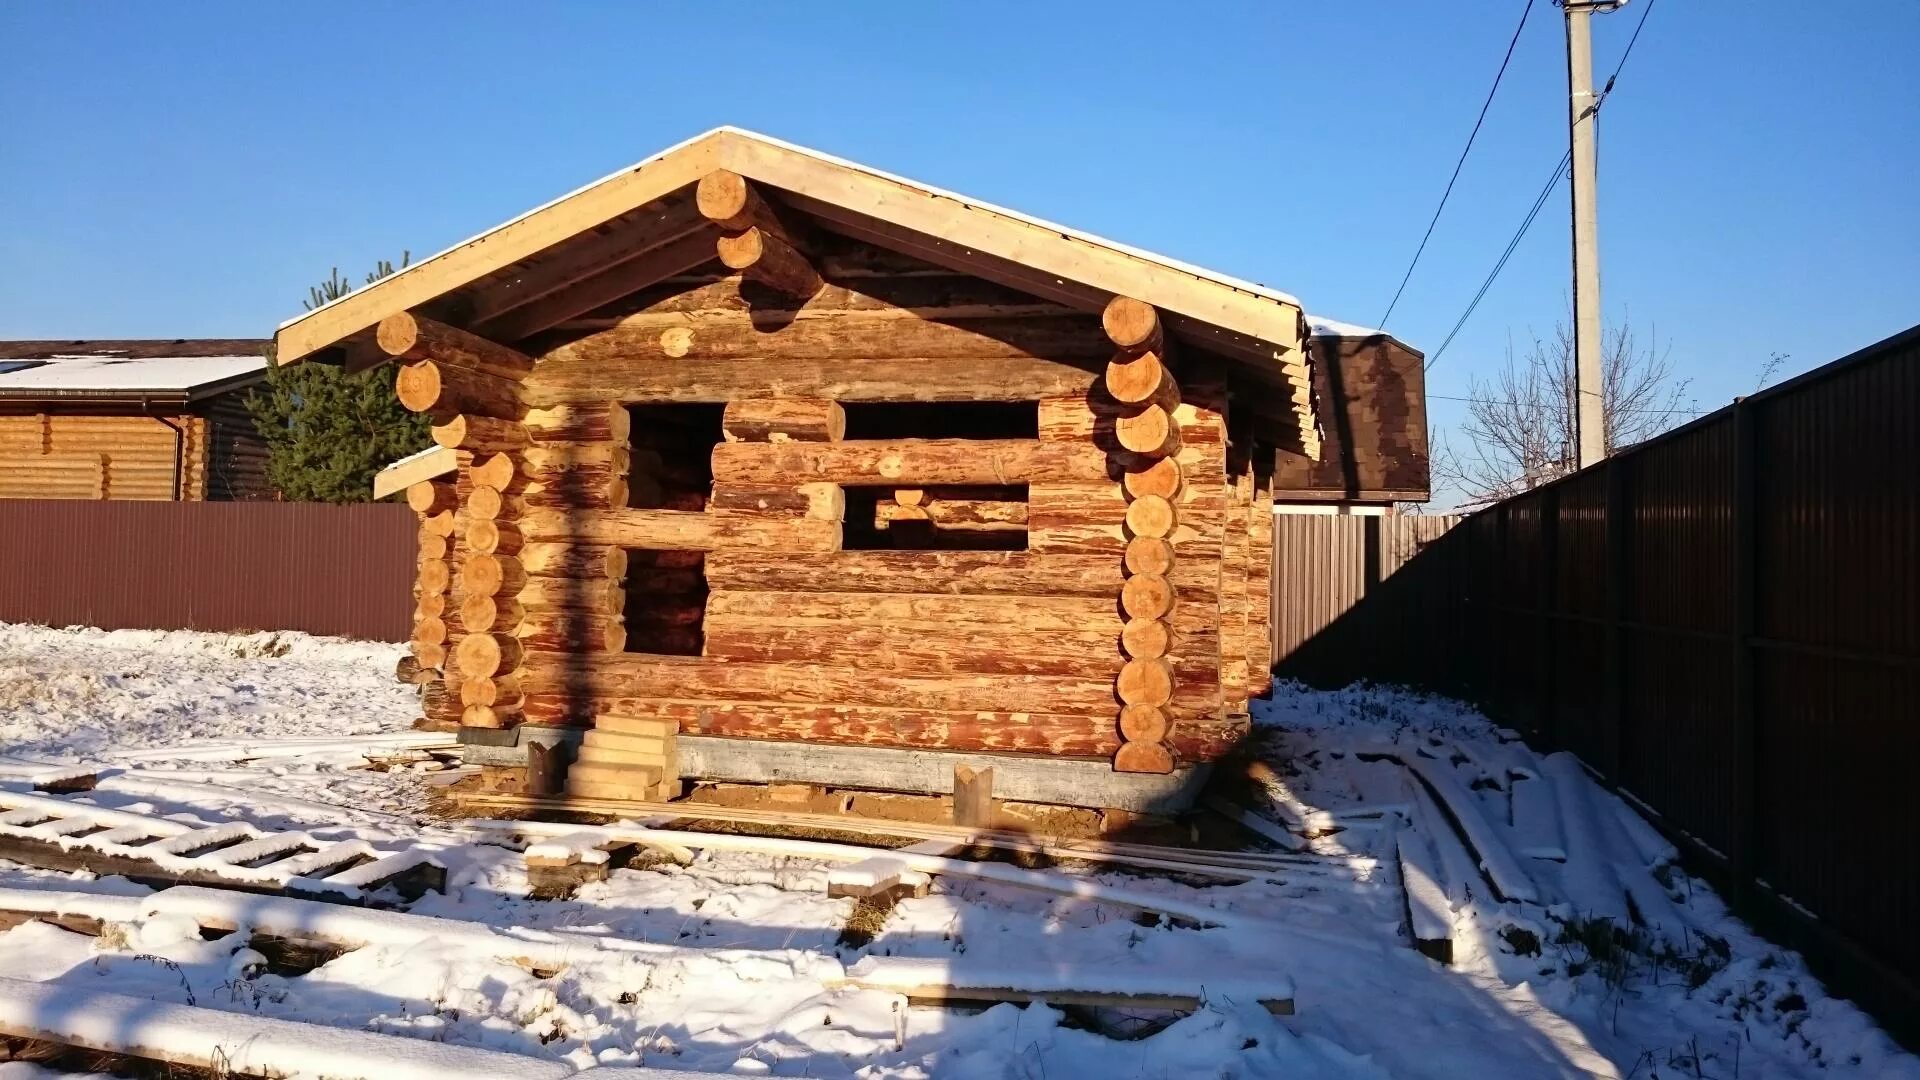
left=1434, top=321, right=1694, bottom=509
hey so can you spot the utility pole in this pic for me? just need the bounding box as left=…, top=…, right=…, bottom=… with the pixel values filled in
left=1562, top=0, right=1622, bottom=470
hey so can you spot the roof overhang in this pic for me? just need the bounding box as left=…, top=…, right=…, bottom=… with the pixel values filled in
left=274, top=127, right=1319, bottom=455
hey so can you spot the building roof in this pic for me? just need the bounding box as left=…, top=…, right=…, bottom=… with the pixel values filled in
left=0, top=340, right=269, bottom=402
left=272, top=127, right=1321, bottom=457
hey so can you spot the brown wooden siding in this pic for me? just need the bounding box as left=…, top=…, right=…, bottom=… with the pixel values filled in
left=196, top=389, right=272, bottom=499
left=1273, top=334, right=1429, bottom=501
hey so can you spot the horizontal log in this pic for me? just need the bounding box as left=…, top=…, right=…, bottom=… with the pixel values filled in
left=716, top=227, right=822, bottom=299
left=696, top=169, right=781, bottom=234
left=1105, top=350, right=1172, bottom=404
left=466, top=519, right=523, bottom=557
left=377, top=312, right=534, bottom=380
left=711, top=439, right=1111, bottom=486
left=1123, top=537, right=1174, bottom=576
left=520, top=653, right=1119, bottom=713
left=1122, top=457, right=1183, bottom=500
left=519, top=583, right=625, bottom=616
left=470, top=451, right=520, bottom=492
left=410, top=616, right=447, bottom=647
left=412, top=640, right=447, bottom=671
left=706, top=590, right=1117, bottom=633
left=460, top=593, right=524, bottom=633
left=1114, top=405, right=1179, bottom=457
left=1102, top=296, right=1162, bottom=351
left=456, top=632, right=523, bottom=680
left=520, top=508, right=841, bottom=552
left=432, top=414, right=530, bottom=453
left=418, top=558, right=451, bottom=596
left=418, top=530, right=449, bottom=562
left=524, top=402, right=631, bottom=444
left=703, top=551, right=1121, bottom=597
left=395, top=360, right=523, bottom=422
left=520, top=544, right=627, bottom=580
left=414, top=592, right=446, bottom=621
left=517, top=610, right=625, bottom=654
left=517, top=697, right=1123, bottom=757
left=708, top=482, right=844, bottom=520
left=875, top=497, right=1027, bottom=532
left=461, top=554, right=526, bottom=598
left=1124, top=495, right=1177, bottom=539
left=1120, top=618, right=1171, bottom=660
left=1039, top=395, right=1223, bottom=446
left=701, top=622, right=1123, bottom=677
left=1118, top=703, right=1170, bottom=744
left=407, top=480, right=456, bottom=516
left=1116, top=658, right=1173, bottom=708
left=467, top=487, right=523, bottom=521
left=523, top=354, right=1100, bottom=407
left=462, top=703, right=514, bottom=729
left=460, top=674, right=523, bottom=709
left=721, top=398, right=845, bottom=443
left=1115, top=740, right=1174, bottom=774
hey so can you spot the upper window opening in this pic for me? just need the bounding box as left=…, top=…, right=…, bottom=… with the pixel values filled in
left=840, top=401, right=1038, bottom=440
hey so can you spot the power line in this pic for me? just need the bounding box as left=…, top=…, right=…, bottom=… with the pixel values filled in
left=1377, top=0, right=1537, bottom=330
left=1425, top=149, right=1570, bottom=370
left=1427, top=391, right=1698, bottom=418
left=1423, top=0, right=1660, bottom=373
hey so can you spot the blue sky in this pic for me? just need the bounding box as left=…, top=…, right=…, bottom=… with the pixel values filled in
left=3, top=1, right=1914, bottom=472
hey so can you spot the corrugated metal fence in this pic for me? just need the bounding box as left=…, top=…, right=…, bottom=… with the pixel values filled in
left=1274, top=323, right=1920, bottom=1034
left=0, top=500, right=415, bottom=640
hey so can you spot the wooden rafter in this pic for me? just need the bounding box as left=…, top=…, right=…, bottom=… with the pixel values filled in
left=475, top=229, right=717, bottom=343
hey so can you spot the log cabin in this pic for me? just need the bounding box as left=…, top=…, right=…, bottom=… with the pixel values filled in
left=277, top=128, right=1429, bottom=816
left=0, top=340, right=272, bottom=501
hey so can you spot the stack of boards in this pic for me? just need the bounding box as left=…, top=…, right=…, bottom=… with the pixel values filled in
left=565, top=715, right=678, bottom=800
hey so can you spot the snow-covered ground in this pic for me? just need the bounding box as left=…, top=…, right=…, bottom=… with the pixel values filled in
left=0, top=623, right=1913, bottom=1078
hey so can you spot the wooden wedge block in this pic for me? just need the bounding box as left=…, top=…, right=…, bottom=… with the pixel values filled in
left=593, top=715, right=678, bottom=739
left=565, top=778, right=662, bottom=802
left=567, top=762, right=664, bottom=792
left=575, top=744, right=671, bottom=768
left=583, top=729, right=671, bottom=754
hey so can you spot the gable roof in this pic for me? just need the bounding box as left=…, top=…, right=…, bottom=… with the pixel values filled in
left=273, top=127, right=1317, bottom=453
left=0, top=340, right=269, bottom=402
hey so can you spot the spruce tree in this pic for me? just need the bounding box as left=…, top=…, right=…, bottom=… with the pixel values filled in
left=248, top=255, right=433, bottom=502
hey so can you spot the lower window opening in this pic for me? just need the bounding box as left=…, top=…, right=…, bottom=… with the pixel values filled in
left=623, top=550, right=707, bottom=655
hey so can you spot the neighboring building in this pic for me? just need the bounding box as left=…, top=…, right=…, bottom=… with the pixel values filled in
left=0, top=340, right=272, bottom=500
left=273, top=127, right=1430, bottom=815
left=1271, top=317, right=1431, bottom=515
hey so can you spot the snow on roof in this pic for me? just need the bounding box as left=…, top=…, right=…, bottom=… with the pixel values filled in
left=0, top=351, right=266, bottom=397
left=1307, top=315, right=1390, bottom=338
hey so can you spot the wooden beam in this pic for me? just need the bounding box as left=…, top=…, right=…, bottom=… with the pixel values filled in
left=456, top=194, right=708, bottom=326
left=372, top=446, right=457, bottom=500
left=697, top=169, right=820, bottom=300
left=473, top=228, right=717, bottom=343
left=376, top=313, right=533, bottom=380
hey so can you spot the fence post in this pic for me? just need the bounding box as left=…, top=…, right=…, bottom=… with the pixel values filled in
left=1539, top=488, right=1559, bottom=751
left=1604, top=459, right=1629, bottom=779
left=1730, top=400, right=1759, bottom=911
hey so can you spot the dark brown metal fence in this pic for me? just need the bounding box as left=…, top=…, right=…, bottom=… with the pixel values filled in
left=0, top=500, right=416, bottom=640
left=1275, top=323, right=1920, bottom=1036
